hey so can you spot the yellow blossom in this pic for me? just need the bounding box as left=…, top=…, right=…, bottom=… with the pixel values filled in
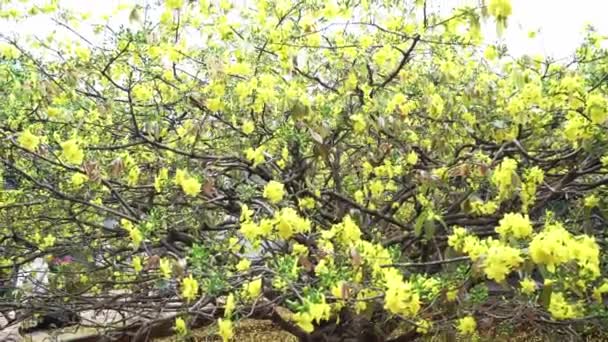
left=298, top=197, right=316, bottom=210
left=60, top=139, right=84, bottom=165
left=520, top=278, right=536, bottom=295
left=71, top=173, right=88, bottom=187
left=224, top=293, right=236, bottom=317
left=132, top=256, right=143, bottom=273
left=159, top=258, right=172, bottom=279
left=446, top=289, right=458, bottom=302
left=263, top=180, right=285, bottom=203
left=174, top=317, right=187, bottom=336
left=236, top=259, right=251, bottom=271
left=18, top=129, right=40, bottom=152
left=292, top=312, right=314, bottom=333
left=181, top=177, right=201, bottom=196
left=242, top=120, right=255, bottom=134
left=245, top=146, right=265, bottom=167
left=181, top=274, right=199, bottom=302
left=243, top=278, right=262, bottom=299
left=483, top=241, right=522, bottom=282
left=495, top=212, right=533, bottom=239
left=456, top=316, right=476, bottom=335
left=548, top=292, right=581, bottom=320
left=274, top=207, right=311, bottom=239
left=217, top=318, right=234, bottom=342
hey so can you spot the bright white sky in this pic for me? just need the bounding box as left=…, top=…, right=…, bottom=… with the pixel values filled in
left=491, top=0, right=608, bottom=59
left=2, top=0, right=607, bottom=60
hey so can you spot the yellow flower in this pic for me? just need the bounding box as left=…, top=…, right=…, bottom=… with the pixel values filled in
left=263, top=180, right=285, bottom=203
left=483, top=241, right=522, bottom=282
left=384, top=279, right=421, bottom=317
left=548, top=292, right=581, bottom=320
left=245, top=146, right=265, bottom=167
left=416, top=319, right=431, bottom=334
left=520, top=278, right=536, bottom=295
left=331, top=281, right=346, bottom=299
left=406, top=151, right=418, bottom=165
left=174, top=168, right=187, bottom=186
left=529, top=223, right=573, bottom=273
left=243, top=278, right=262, bottom=299
left=60, top=139, right=84, bottom=165
left=236, top=259, right=251, bottom=271
left=166, top=0, right=184, bottom=10
left=181, top=274, right=199, bottom=302
left=41, top=234, right=56, bottom=249
left=242, top=120, right=255, bottom=134
left=274, top=207, right=311, bottom=239
left=350, top=113, right=366, bottom=133
left=456, top=315, right=476, bottom=335
left=174, top=317, right=187, bottom=336
left=584, top=194, right=600, bottom=208
left=308, top=300, right=331, bottom=323
left=74, top=46, right=91, bottom=61
left=292, top=312, right=314, bottom=333
left=128, top=227, right=143, bottom=249
left=181, top=177, right=201, bottom=196
left=128, top=167, right=140, bottom=186
left=488, top=0, right=512, bottom=19
left=446, top=289, right=458, bottom=302
left=132, top=256, right=143, bottom=273
left=592, top=282, right=608, bottom=302
left=586, top=93, right=607, bottom=124
left=154, top=168, right=168, bottom=192
left=18, top=129, right=40, bottom=152
left=217, top=318, right=234, bottom=342
left=298, top=197, right=316, bottom=210
left=71, top=173, right=88, bottom=187
left=159, top=258, right=171, bottom=279
left=292, top=243, right=308, bottom=256
left=495, top=212, right=533, bottom=239
left=224, top=293, right=236, bottom=318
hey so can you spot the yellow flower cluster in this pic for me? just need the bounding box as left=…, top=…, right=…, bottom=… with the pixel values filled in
left=275, top=207, right=311, bottom=239
left=382, top=268, right=420, bottom=317
left=240, top=207, right=310, bottom=242
left=292, top=297, right=332, bottom=333
left=321, top=215, right=362, bottom=247
left=483, top=240, right=523, bottom=282
left=548, top=292, right=581, bottom=320
left=174, top=169, right=201, bottom=196
left=263, top=180, right=285, bottom=203
left=491, top=157, right=518, bottom=200
left=586, top=93, right=607, bottom=124
left=18, top=129, right=40, bottom=152
left=245, top=146, right=265, bottom=166
left=217, top=318, right=234, bottom=342
left=520, top=167, right=544, bottom=212
left=121, top=219, right=143, bottom=250
left=456, top=315, right=477, bottom=335
left=449, top=227, right=522, bottom=281
left=495, top=212, right=533, bottom=239
left=174, top=317, right=187, bottom=337
left=242, top=278, right=262, bottom=300
left=530, top=222, right=600, bottom=277
left=181, top=274, right=199, bottom=302
left=60, top=139, right=84, bottom=165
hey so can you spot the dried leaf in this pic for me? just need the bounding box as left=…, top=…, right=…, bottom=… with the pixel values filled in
left=144, top=255, right=160, bottom=270
left=109, top=158, right=124, bottom=178
left=83, top=160, right=101, bottom=182
left=350, top=247, right=362, bottom=268
left=298, top=255, right=314, bottom=272
left=203, top=179, right=217, bottom=197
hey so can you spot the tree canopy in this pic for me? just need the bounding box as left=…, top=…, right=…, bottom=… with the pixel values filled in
left=1, top=0, right=608, bottom=340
